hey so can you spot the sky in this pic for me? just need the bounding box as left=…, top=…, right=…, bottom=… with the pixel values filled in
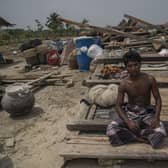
left=1, top=0, right=168, bottom=29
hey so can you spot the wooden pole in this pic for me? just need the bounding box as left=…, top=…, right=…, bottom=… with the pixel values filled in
left=57, top=16, right=139, bottom=39
left=124, top=14, right=154, bottom=27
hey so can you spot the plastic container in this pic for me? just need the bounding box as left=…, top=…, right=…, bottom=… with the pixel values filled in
left=77, top=53, right=92, bottom=71
left=75, top=36, right=101, bottom=71
left=75, top=36, right=101, bottom=48
left=47, top=50, right=60, bottom=65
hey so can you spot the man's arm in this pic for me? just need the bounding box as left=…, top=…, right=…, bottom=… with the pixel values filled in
left=116, top=81, right=130, bottom=124
left=151, top=75, right=162, bottom=128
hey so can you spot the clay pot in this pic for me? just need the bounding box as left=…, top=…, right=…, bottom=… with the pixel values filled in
left=1, top=84, right=35, bottom=117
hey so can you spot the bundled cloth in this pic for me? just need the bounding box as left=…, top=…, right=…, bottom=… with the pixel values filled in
left=106, top=104, right=167, bottom=148
left=88, top=84, right=118, bottom=107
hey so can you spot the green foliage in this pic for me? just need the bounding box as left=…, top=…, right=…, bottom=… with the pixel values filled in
left=35, top=19, right=44, bottom=31
left=45, top=12, right=79, bottom=36
left=0, top=31, right=10, bottom=41
left=0, top=13, right=81, bottom=46
left=45, top=12, right=64, bottom=33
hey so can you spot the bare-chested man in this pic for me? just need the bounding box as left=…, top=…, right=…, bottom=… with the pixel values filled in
left=107, top=50, right=166, bottom=148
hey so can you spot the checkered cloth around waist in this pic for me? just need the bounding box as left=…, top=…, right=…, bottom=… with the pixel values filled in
left=122, top=103, right=155, bottom=120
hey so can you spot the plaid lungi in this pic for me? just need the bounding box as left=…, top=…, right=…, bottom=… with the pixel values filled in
left=106, top=104, right=167, bottom=148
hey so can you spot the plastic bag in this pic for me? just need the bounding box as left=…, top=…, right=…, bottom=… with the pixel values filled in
left=80, top=46, right=88, bottom=53
left=87, top=44, right=103, bottom=59
left=159, top=49, right=168, bottom=56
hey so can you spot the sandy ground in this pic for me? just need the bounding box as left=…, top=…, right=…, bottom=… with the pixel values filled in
left=0, top=57, right=89, bottom=168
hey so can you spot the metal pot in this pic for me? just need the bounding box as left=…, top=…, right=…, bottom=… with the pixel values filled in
left=1, top=83, right=35, bottom=117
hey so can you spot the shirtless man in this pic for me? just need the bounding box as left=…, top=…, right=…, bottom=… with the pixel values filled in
left=107, top=50, right=166, bottom=148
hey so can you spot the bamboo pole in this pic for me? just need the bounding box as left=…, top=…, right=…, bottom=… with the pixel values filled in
left=57, top=16, right=139, bottom=39
left=124, top=14, right=154, bottom=27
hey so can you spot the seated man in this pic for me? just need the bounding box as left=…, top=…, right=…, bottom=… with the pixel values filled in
left=107, top=50, right=167, bottom=148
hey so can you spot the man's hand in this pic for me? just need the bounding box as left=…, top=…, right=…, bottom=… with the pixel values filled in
left=126, top=120, right=140, bottom=133
left=150, top=116, right=160, bottom=129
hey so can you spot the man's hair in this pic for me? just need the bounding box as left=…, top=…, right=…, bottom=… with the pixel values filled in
left=123, top=50, right=141, bottom=66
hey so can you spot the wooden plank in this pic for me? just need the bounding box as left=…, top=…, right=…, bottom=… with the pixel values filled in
left=124, top=14, right=154, bottom=27
left=82, top=79, right=120, bottom=87
left=27, top=71, right=57, bottom=86
left=79, top=101, right=90, bottom=120
left=58, top=16, right=138, bottom=39
left=87, top=104, right=97, bottom=120
left=66, top=134, right=168, bottom=147
left=61, top=138, right=168, bottom=161
left=95, top=112, right=109, bottom=119
left=66, top=135, right=109, bottom=145
left=67, top=119, right=168, bottom=132
left=67, top=119, right=110, bottom=132
left=106, top=40, right=152, bottom=49
left=141, top=65, right=168, bottom=71
left=95, top=107, right=116, bottom=119
left=82, top=79, right=168, bottom=88
left=94, top=54, right=168, bottom=64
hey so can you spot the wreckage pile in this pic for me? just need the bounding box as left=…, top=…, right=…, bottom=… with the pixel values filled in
left=1, top=14, right=168, bottom=116
left=58, top=14, right=168, bottom=56
left=58, top=15, right=168, bottom=168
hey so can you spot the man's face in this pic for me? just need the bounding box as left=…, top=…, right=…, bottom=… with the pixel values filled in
left=126, top=61, right=141, bottom=77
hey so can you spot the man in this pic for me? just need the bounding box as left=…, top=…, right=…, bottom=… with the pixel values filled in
left=106, top=50, right=166, bottom=148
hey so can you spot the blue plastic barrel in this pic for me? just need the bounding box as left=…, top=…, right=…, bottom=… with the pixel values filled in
left=75, top=36, right=101, bottom=71
left=77, top=53, right=92, bottom=71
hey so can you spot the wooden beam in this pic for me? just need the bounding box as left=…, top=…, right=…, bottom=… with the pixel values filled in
left=67, top=119, right=168, bottom=132
left=82, top=79, right=168, bottom=88
left=27, top=71, right=57, bottom=85
left=87, top=104, right=97, bottom=120
left=67, top=119, right=110, bottom=132
left=107, top=40, right=151, bottom=48
left=82, top=79, right=120, bottom=87
left=124, top=14, right=168, bottom=35
left=61, top=137, right=168, bottom=161
left=124, top=14, right=154, bottom=27
left=58, top=16, right=138, bottom=39
left=94, top=54, right=168, bottom=64
left=1, top=74, right=71, bottom=81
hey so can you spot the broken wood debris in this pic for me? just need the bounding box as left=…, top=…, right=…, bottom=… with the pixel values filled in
left=82, top=79, right=168, bottom=88
left=61, top=135, right=168, bottom=161
left=5, top=138, right=15, bottom=148
left=58, top=16, right=138, bottom=39
left=57, top=15, right=168, bottom=53
left=0, top=71, right=74, bottom=96
left=67, top=119, right=168, bottom=132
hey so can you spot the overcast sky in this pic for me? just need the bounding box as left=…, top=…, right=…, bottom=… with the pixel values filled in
left=1, top=0, right=168, bottom=29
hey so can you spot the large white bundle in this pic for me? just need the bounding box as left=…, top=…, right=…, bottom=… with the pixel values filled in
left=88, top=84, right=118, bottom=107
left=88, top=84, right=107, bottom=103
left=87, top=44, right=103, bottom=59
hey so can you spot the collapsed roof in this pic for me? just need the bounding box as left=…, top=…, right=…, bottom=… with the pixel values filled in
left=0, top=17, right=15, bottom=27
